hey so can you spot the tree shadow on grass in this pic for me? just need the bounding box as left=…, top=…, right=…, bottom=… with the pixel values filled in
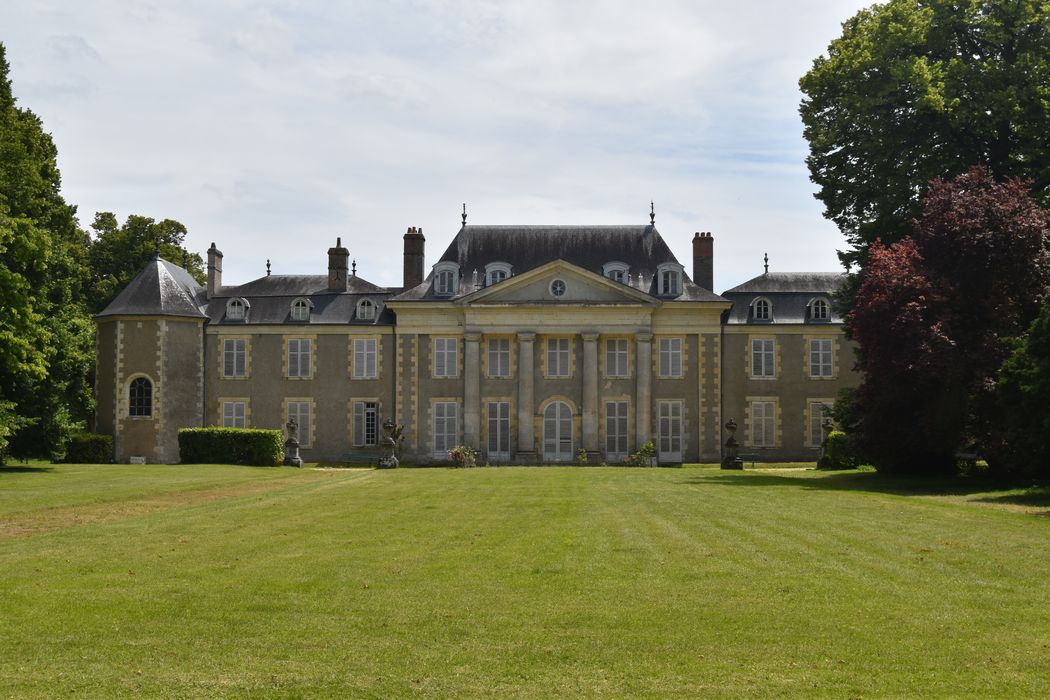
left=0, top=465, right=55, bottom=474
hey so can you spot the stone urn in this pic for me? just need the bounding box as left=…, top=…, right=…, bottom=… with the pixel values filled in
left=722, top=418, right=744, bottom=470
left=284, top=419, right=303, bottom=468
left=378, top=418, right=402, bottom=469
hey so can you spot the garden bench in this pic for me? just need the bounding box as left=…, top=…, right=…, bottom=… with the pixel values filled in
left=341, top=449, right=378, bottom=466
left=738, top=453, right=759, bottom=468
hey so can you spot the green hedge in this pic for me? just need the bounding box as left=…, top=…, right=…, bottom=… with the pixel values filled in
left=178, top=428, right=284, bottom=466
left=62, top=433, right=113, bottom=464
left=819, top=430, right=856, bottom=469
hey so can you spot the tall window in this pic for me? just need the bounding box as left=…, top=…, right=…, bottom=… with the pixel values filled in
left=435, top=269, right=456, bottom=296
left=291, top=299, right=310, bottom=321
left=487, top=338, right=510, bottom=378
left=353, top=338, right=378, bottom=379
left=810, top=339, right=833, bottom=378
left=434, top=337, right=458, bottom=377
left=287, top=338, right=311, bottom=378
left=287, top=401, right=311, bottom=447
left=751, top=401, right=775, bottom=447
left=223, top=339, right=246, bottom=378
left=222, top=401, right=246, bottom=428
left=487, top=402, right=510, bottom=458
left=751, top=339, right=775, bottom=378
left=811, top=298, right=830, bottom=321
left=606, top=339, right=628, bottom=378
left=357, top=299, right=376, bottom=321
left=547, top=337, right=571, bottom=377
left=605, top=400, right=628, bottom=459
left=660, top=269, right=680, bottom=296
left=542, top=401, right=573, bottom=462
left=752, top=298, right=771, bottom=321
left=433, top=402, right=459, bottom=456
left=658, top=400, right=683, bottom=457
left=659, top=338, right=682, bottom=378
left=353, top=401, right=378, bottom=446
left=129, top=377, right=152, bottom=418
left=810, top=402, right=833, bottom=447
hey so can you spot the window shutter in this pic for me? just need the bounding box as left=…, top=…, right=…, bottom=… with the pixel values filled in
left=353, top=402, right=364, bottom=446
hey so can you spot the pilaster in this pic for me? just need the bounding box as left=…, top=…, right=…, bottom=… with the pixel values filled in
left=635, top=332, right=652, bottom=446
left=464, top=332, right=482, bottom=449
left=517, top=332, right=536, bottom=454
left=581, top=332, right=599, bottom=452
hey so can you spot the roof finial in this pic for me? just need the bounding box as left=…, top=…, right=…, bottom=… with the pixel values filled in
left=462, top=202, right=467, bottom=226
left=650, top=201, right=655, bottom=225
left=763, top=252, right=769, bottom=274
left=266, top=259, right=271, bottom=276
left=351, top=259, right=357, bottom=277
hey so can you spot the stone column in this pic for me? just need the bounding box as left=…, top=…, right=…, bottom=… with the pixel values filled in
left=582, top=332, right=599, bottom=453
left=464, top=332, right=482, bottom=449
left=517, top=332, right=536, bottom=454
left=635, top=332, right=652, bottom=447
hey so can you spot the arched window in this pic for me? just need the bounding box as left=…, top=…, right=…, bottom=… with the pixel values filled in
left=129, top=377, right=153, bottom=418
left=656, top=262, right=684, bottom=297
left=485, top=262, right=512, bottom=286
left=810, top=298, right=830, bottom=321
left=290, top=298, right=312, bottom=322
left=542, top=401, right=573, bottom=462
left=226, top=298, right=248, bottom=321
left=357, top=298, right=376, bottom=321
left=752, top=297, right=772, bottom=321
left=603, top=261, right=629, bottom=283
left=433, top=263, right=459, bottom=296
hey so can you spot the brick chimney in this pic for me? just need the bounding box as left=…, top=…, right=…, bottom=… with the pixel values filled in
left=692, top=231, right=714, bottom=291
left=206, top=242, right=223, bottom=299
left=328, top=237, right=349, bottom=291
left=403, top=226, right=425, bottom=289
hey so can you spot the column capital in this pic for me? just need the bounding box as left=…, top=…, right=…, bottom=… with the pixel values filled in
left=464, top=331, right=482, bottom=343
left=581, top=331, right=600, bottom=343
left=517, top=331, right=536, bottom=342
left=636, top=332, right=653, bottom=343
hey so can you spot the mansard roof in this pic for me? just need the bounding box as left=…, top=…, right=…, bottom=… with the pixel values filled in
left=207, top=274, right=395, bottom=325
left=95, top=256, right=208, bottom=319
left=392, top=224, right=724, bottom=302
left=722, top=271, right=847, bottom=324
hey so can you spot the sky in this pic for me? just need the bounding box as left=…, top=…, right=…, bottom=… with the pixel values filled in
left=2, top=0, right=873, bottom=292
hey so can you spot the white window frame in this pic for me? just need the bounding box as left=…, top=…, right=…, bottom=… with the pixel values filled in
left=751, top=338, right=775, bottom=379
left=603, top=261, right=629, bottom=283
left=223, top=338, right=247, bottom=378
left=128, top=376, right=153, bottom=418
left=357, top=298, right=376, bottom=321
left=487, top=401, right=511, bottom=459
left=752, top=297, right=772, bottom=321
left=353, top=338, right=378, bottom=379
left=287, top=401, right=312, bottom=447
left=809, top=401, right=833, bottom=448
left=226, top=298, right=248, bottom=321
left=287, top=338, right=312, bottom=379
left=605, top=338, right=629, bottom=378
left=433, top=263, right=459, bottom=296
left=547, top=337, right=571, bottom=378
left=222, top=401, right=246, bottom=428
left=484, top=262, right=512, bottom=287
left=658, top=337, right=682, bottom=378
left=656, top=262, right=684, bottom=296
left=542, top=400, right=573, bottom=462
left=751, top=400, right=775, bottom=448
left=434, top=337, right=459, bottom=378
left=487, top=338, right=511, bottom=378
left=353, top=400, right=379, bottom=447
left=810, top=297, right=830, bottom=321
left=433, top=401, right=459, bottom=457
left=290, top=298, right=312, bottom=322
left=657, top=400, right=683, bottom=460
left=809, top=338, right=833, bottom=378
left=605, top=400, right=629, bottom=461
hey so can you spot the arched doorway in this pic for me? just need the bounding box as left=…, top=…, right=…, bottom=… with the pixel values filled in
left=543, top=401, right=573, bottom=462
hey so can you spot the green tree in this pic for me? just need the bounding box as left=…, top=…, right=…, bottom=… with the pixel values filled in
left=88, top=212, right=205, bottom=313
left=997, top=303, right=1050, bottom=479
left=0, top=43, right=94, bottom=460
left=800, top=0, right=1050, bottom=268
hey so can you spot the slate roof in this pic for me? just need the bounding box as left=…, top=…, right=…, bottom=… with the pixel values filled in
left=95, top=256, right=208, bottom=319
left=722, top=272, right=847, bottom=324
left=392, top=224, right=724, bottom=302
left=208, top=274, right=395, bottom=325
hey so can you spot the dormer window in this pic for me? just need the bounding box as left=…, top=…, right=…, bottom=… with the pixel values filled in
left=751, top=297, right=772, bottom=321
left=290, top=298, right=312, bottom=322
left=603, top=261, right=629, bottom=283
left=656, top=263, right=684, bottom=297
left=433, top=262, right=459, bottom=297
left=357, top=298, right=376, bottom=321
left=226, top=298, right=248, bottom=321
left=809, top=297, right=830, bottom=321
left=484, top=262, right=511, bottom=286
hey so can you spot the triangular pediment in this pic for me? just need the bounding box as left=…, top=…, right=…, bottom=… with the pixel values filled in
left=456, top=260, right=658, bottom=306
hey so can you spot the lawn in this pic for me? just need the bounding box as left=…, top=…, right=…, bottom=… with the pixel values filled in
left=2, top=464, right=1049, bottom=698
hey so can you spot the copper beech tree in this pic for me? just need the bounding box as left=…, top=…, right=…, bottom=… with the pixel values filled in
left=846, top=167, right=1050, bottom=473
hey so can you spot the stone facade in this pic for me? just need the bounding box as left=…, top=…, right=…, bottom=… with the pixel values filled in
left=94, top=224, right=859, bottom=464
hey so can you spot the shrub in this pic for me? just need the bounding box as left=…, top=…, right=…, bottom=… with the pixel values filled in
left=626, top=441, right=656, bottom=467
left=819, top=431, right=856, bottom=469
left=576, top=448, right=588, bottom=466
left=62, top=433, right=113, bottom=464
left=178, top=428, right=284, bottom=466
left=447, top=445, right=477, bottom=467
